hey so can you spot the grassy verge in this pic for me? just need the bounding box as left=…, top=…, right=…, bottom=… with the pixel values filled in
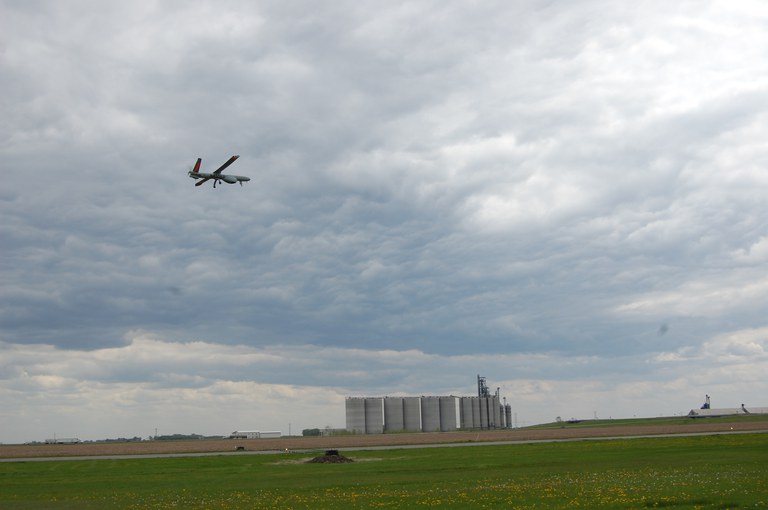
left=1, top=433, right=766, bottom=509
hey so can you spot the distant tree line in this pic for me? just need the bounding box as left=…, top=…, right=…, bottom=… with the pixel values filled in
left=302, top=428, right=351, bottom=437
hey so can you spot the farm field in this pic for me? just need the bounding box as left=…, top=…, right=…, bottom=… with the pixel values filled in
left=2, top=415, right=768, bottom=459
left=1, top=432, right=767, bottom=509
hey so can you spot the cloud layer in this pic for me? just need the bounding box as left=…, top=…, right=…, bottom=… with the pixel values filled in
left=2, top=327, right=766, bottom=441
left=2, top=1, right=768, bottom=442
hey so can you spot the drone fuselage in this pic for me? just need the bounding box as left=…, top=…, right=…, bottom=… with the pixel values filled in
left=188, top=171, right=250, bottom=184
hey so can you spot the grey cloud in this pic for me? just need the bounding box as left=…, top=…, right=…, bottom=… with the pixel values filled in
left=2, top=0, right=768, bottom=441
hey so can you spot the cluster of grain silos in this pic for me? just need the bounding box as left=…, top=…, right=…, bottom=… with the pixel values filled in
left=346, top=376, right=513, bottom=434
left=457, top=396, right=514, bottom=429
left=382, top=396, right=422, bottom=432
left=346, top=394, right=512, bottom=433
left=345, top=397, right=385, bottom=434
left=346, top=396, right=459, bottom=434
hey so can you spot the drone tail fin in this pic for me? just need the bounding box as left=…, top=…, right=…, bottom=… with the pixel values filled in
left=192, top=158, right=202, bottom=173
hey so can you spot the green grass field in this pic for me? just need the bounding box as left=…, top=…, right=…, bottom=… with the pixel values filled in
left=1, top=433, right=766, bottom=509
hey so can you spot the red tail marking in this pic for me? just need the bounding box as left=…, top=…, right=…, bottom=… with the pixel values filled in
left=193, top=158, right=202, bottom=173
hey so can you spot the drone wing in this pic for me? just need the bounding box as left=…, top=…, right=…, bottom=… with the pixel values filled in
left=212, top=155, right=240, bottom=175
left=195, top=177, right=212, bottom=186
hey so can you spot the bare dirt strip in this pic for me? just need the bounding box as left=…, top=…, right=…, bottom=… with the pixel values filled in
left=2, top=420, right=767, bottom=459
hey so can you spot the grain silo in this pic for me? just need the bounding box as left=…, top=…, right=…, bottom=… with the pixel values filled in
left=505, top=404, right=513, bottom=428
left=364, top=398, right=384, bottom=434
left=403, top=397, right=421, bottom=431
left=345, top=398, right=366, bottom=433
left=421, top=396, right=441, bottom=432
left=383, top=397, right=405, bottom=432
left=479, top=397, right=489, bottom=428
left=492, top=396, right=502, bottom=428
left=460, top=397, right=474, bottom=429
left=472, top=397, right=481, bottom=428
left=439, top=397, right=457, bottom=431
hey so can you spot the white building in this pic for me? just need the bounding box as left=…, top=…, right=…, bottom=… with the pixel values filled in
left=228, top=431, right=281, bottom=439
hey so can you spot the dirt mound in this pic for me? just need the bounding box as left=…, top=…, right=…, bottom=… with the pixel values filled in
left=305, top=449, right=354, bottom=464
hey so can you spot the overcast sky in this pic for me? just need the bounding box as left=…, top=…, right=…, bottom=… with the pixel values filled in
left=2, top=0, right=768, bottom=443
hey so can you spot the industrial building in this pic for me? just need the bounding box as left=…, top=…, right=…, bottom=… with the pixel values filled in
left=44, top=437, right=80, bottom=444
left=228, top=430, right=282, bottom=439
left=346, top=376, right=513, bottom=434
left=688, top=397, right=768, bottom=418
